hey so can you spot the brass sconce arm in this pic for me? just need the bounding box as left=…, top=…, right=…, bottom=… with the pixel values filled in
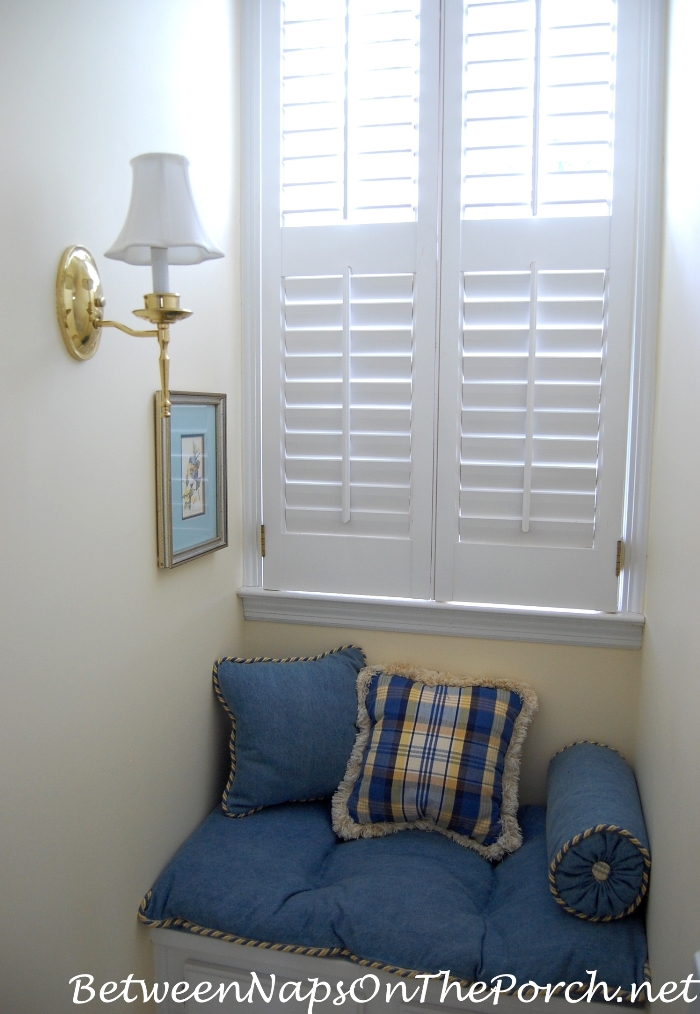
left=97, top=319, right=158, bottom=339
left=57, top=246, right=191, bottom=418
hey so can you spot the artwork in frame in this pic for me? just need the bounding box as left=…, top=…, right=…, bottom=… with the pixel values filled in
left=155, top=391, right=227, bottom=568
left=181, top=433, right=205, bottom=519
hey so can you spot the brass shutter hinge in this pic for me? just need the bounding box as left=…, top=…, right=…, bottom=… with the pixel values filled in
left=616, top=539, right=625, bottom=578
left=260, top=524, right=266, bottom=558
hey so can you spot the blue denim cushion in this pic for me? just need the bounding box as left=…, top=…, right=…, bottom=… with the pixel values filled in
left=546, top=743, right=650, bottom=920
left=483, top=807, right=648, bottom=991
left=214, top=646, right=365, bottom=815
left=140, top=802, right=648, bottom=995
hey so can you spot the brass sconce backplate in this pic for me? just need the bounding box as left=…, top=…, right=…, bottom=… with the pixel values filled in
left=55, top=245, right=193, bottom=417
left=56, top=245, right=104, bottom=360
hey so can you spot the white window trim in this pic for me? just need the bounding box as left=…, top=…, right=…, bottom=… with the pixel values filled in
left=239, top=587, right=643, bottom=648
left=239, top=0, right=665, bottom=649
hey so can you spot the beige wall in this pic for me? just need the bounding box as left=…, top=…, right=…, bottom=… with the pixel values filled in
left=0, top=2, right=243, bottom=1011
left=636, top=0, right=700, bottom=999
left=243, top=623, right=641, bottom=804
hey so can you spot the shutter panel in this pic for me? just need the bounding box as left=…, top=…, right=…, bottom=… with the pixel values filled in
left=261, top=0, right=440, bottom=597
left=434, top=0, right=641, bottom=610
left=280, top=1, right=421, bottom=226
left=461, top=0, right=537, bottom=218
left=283, top=270, right=413, bottom=538
left=460, top=265, right=604, bottom=549
left=461, top=0, right=617, bottom=219
left=536, top=0, right=616, bottom=217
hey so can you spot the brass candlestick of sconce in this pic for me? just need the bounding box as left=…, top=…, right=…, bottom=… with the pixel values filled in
left=56, top=246, right=192, bottom=418
left=56, top=153, right=223, bottom=417
left=102, top=293, right=192, bottom=420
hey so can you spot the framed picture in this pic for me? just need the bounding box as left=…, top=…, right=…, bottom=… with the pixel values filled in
left=155, top=391, right=228, bottom=568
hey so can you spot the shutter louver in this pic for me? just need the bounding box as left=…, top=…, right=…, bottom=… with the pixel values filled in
left=283, top=272, right=414, bottom=538
left=460, top=266, right=604, bottom=548
left=462, top=0, right=536, bottom=217
left=282, top=0, right=420, bottom=226
left=538, top=0, right=617, bottom=217
left=462, top=0, right=617, bottom=219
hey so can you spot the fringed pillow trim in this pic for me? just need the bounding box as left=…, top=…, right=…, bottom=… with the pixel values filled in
left=332, top=664, right=538, bottom=860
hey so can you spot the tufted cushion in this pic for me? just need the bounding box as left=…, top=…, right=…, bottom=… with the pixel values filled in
left=139, top=801, right=648, bottom=1000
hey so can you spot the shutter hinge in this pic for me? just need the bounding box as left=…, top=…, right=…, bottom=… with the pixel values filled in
left=615, top=539, right=625, bottom=578
left=260, top=524, right=266, bottom=558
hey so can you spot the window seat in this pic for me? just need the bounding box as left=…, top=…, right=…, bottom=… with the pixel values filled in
left=141, top=801, right=647, bottom=1008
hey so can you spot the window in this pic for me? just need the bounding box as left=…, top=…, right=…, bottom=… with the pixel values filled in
left=242, top=0, right=663, bottom=642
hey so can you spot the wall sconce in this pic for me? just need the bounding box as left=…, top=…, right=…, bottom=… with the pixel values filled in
left=56, top=152, right=223, bottom=417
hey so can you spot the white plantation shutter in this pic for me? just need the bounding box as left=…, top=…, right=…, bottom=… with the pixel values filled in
left=282, top=270, right=414, bottom=538
left=281, top=1, right=420, bottom=226
left=461, top=0, right=617, bottom=219
left=459, top=266, right=605, bottom=549
left=260, top=0, right=440, bottom=597
left=434, top=0, right=642, bottom=610
left=256, top=0, right=651, bottom=614
left=536, top=1, right=616, bottom=216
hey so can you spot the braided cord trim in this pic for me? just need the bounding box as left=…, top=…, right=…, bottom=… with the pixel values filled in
left=212, top=646, right=366, bottom=818
left=138, top=892, right=648, bottom=1004
left=551, top=740, right=628, bottom=762
left=548, top=824, right=651, bottom=922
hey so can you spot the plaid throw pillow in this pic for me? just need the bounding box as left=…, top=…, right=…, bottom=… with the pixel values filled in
left=332, top=665, right=538, bottom=859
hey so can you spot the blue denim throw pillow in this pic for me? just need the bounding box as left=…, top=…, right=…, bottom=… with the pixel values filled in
left=214, top=646, right=366, bottom=816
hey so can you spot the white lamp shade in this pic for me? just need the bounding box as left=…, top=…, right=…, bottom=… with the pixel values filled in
left=104, top=153, right=223, bottom=266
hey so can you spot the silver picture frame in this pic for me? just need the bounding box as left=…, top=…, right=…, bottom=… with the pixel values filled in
left=155, top=390, right=228, bottom=568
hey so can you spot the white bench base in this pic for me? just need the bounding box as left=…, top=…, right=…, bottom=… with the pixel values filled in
left=151, top=927, right=574, bottom=1014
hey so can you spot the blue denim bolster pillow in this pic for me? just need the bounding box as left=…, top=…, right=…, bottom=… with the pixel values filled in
left=546, top=742, right=650, bottom=921
left=213, top=646, right=366, bottom=817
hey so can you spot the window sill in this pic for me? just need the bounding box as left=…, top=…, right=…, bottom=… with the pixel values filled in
left=238, top=588, right=644, bottom=649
